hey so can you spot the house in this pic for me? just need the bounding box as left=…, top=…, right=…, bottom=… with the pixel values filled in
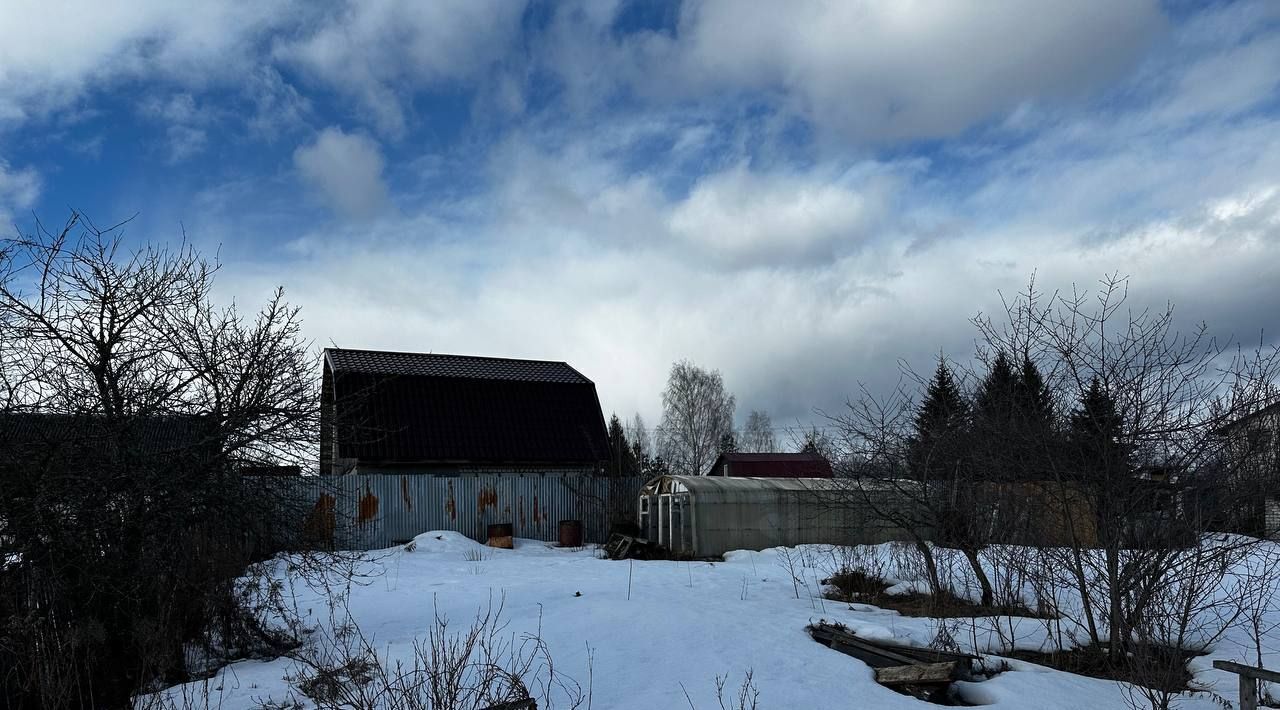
left=1215, top=400, right=1280, bottom=539
left=0, top=411, right=218, bottom=472
left=319, top=348, right=610, bottom=475
left=705, top=452, right=833, bottom=478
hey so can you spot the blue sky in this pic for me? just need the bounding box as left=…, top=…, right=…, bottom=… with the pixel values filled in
left=1, top=0, right=1279, bottom=430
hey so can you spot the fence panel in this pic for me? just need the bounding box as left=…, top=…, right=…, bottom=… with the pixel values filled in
left=275, top=474, right=646, bottom=550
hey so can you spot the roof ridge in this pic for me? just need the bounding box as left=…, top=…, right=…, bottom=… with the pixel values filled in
left=323, top=348, right=592, bottom=385
left=324, top=347, right=573, bottom=367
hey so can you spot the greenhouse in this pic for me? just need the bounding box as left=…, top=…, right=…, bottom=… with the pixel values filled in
left=637, top=475, right=921, bottom=558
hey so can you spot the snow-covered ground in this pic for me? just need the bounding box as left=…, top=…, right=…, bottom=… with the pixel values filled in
left=151, top=532, right=1280, bottom=709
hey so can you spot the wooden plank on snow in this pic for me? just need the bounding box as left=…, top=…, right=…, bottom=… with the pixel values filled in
left=875, top=662, right=959, bottom=686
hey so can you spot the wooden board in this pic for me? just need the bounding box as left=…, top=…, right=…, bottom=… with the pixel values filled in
left=1213, top=660, right=1280, bottom=684
left=875, top=662, right=960, bottom=686
left=810, top=623, right=976, bottom=685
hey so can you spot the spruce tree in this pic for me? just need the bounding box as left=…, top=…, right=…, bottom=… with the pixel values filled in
left=910, top=358, right=969, bottom=481
left=1017, top=354, right=1054, bottom=427
left=1069, top=377, right=1129, bottom=484
left=972, top=352, right=1019, bottom=482
left=912, top=357, right=996, bottom=606
left=973, top=351, right=1019, bottom=425
left=606, top=413, right=638, bottom=477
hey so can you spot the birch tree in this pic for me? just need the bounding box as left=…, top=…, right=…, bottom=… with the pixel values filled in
left=658, top=360, right=735, bottom=476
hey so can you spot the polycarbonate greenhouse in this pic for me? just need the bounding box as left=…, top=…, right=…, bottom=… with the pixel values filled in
left=638, top=475, right=921, bottom=558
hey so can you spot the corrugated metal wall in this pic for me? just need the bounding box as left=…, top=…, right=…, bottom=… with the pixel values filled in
left=280, top=474, right=646, bottom=549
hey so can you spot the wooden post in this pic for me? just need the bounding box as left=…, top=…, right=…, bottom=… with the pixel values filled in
left=1212, top=660, right=1280, bottom=710
left=1241, top=673, right=1258, bottom=710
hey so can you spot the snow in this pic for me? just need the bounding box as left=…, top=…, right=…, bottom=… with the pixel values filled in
left=148, top=533, right=1280, bottom=709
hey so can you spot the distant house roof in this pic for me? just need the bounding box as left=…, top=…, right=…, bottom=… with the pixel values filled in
left=0, top=412, right=216, bottom=465
left=322, top=348, right=609, bottom=468
left=1215, top=399, right=1280, bottom=435
left=706, top=452, right=833, bottom=478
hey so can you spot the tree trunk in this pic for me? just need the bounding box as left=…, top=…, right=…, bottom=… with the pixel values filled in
left=963, top=547, right=995, bottom=607
left=915, top=540, right=944, bottom=600
left=1106, top=545, right=1125, bottom=662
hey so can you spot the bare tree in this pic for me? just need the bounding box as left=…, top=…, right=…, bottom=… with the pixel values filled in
left=969, top=276, right=1280, bottom=667
left=740, top=410, right=777, bottom=452
left=824, top=372, right=979, bottom=603
left=626, top=412, right=650, bottom=459
left=658, top=360, right=736, bottom=476
left=826, top=273, right=1280, bottom=655
left=790, top=424, right=837, bottom=461
left=0, top=211, right=322, bottom=707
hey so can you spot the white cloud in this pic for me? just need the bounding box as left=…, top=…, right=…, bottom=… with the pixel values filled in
left=293, top=127, right=389, bottom=219
left=275, top=0, right=528, bottom=136
left=540, top=0, right=1164, bottom=145
left=669, top=163, right=895, bottom=266
left=6, top=0, right=1277, bottom=431
left=0, top=0, right=521, bottom=139
left=140, top=93, right=211, bottom=162
left=227, top=80, right=1280, bottom=428
left=225, top=175, right=1280, bottom=428
left=0, top=158, right=39, bottom=223
left=0, top=1, right=297, bottom=122
left=668, top=0, right=1165, bottom=143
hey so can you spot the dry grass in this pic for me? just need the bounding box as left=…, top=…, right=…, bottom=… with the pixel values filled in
left=821, top=568, right=1046, bottom=619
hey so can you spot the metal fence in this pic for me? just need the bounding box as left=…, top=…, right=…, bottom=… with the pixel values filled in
left=274, top=474, right=648, bottom=550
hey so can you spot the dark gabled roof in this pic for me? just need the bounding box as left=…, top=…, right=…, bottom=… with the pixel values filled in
left=323, top=348, right=609, bottom=466
left=325, top=348, right=590, bottom=384
left=0, top=412, right=215, bottom=462
left=708, top=452, right=834, bottom=478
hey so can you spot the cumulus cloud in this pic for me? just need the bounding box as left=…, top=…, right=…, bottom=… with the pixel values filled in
left=8, top=0, right=1278, bottom=430
left=293, top=127, right=389, bottom=219
left=275, top=0, right=527, bottom=136
left=669, top=163, right=896, bottom=266
left=540, top=0, right=1164, bottom=145
left=230, top=91, right=1280, bottom=427
left=222, top=172, right=1280, bottom=427
left=0, top=1, right=295, bottom=122
left=670, top=0, right=1164, bottom=143
left=0, top=1, right=521, bottom=138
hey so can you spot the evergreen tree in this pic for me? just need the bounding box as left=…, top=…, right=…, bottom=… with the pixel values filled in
left=973, top=351, right=1019, bottom=425
left=606, top=413, right=639, bottom=477
left=1017, top=354, right=1054, bottom=427
left=911, top=357, right=994, bottom=606
left=971, top=352, right=1019, bottom=482
left=718, top=431, right=738, bottom=456
left=910, top=358, right=969, bottom=481
left=1069, top=377, right=1131, bottom=484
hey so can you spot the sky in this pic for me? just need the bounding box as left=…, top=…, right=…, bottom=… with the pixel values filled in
left=1, top=0, right=1279, bottom=431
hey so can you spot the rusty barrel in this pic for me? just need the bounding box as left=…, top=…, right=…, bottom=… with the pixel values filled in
left=558, top=519, right=583, bottom=547
left=486, top=523, right=514, bottom=549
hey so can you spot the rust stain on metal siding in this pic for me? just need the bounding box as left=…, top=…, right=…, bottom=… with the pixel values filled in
left=305, top=492, right=337, bottom=544
left=400, top=476, right=413, bottom=510
left=532, top=494, right=541, bottom=526
left=358, top=483, right=379, bottom=527
left=445, top=479, right=457, bottom=520
left=477, top=486, right=498, bottom=514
